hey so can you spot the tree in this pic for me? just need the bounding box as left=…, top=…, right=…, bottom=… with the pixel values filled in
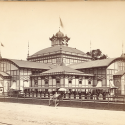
left=86, top=49, right=108, bottom=60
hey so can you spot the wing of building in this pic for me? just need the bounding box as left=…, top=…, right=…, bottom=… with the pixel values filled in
left=0, top=30, right=125, bottom=97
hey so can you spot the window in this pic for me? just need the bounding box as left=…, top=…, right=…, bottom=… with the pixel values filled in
left=45, top=81, right=48, bottom=84
left=69, top=80, right=72, bottom=83
left=44, top=60, right=47, bottom=63
left=45, top=81, right=48, bottom=87
left=52, top=59, right=56, bottom=63
left=1, top=62, right=6, bottom=72
left=56, top=80, right=60, bottom=83
left=79, top=81, right=82, bottom=84
left=14, top=71, right=17, bottom=75
left=69, top=80, right=72, bottom=87
left=88, top=81, right=91, bottom=84
left=56, top=80, right=60, bottom=87
left=35, top=81, right=38, bottom=85
left=24, top=69, right=27, bottom=75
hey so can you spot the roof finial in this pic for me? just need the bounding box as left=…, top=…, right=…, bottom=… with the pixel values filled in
left=90, top=40, right=92, bottom=58
left=90, top=40, right=91, bottom=53
left=0, top=42, right=4, bottom=59
left=121, top=41, right=125, bottom=58
left=27, top=41, right=29, bottom=58
left=122, top=41, right=124, bottom=55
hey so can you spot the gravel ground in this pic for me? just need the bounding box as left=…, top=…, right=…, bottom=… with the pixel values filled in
left=0, top=102, right=125, bottom=125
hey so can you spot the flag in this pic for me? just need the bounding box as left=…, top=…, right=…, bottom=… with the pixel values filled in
left=1, top=43, right=4, bottom=47
left=60, top=17, right=63, bottom=28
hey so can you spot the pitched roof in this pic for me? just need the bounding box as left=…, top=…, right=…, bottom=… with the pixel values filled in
left=29, top=46, right=88, bottom=58
left=41, top=65, right=93, bottom=76
left=113, top=70, right=125, bottom=76
left=1, top=58, right=55, bottom=70
left=68, top=58, right=116, bottom=69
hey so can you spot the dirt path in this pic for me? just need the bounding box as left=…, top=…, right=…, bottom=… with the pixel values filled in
left=0, top=102, right=125, bottom=125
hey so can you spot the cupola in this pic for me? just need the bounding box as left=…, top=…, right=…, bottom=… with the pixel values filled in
left=49, top=30, right=70, bottom=47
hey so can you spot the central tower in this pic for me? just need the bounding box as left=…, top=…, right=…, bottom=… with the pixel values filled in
left=27, top=30, right=92, bottom=65
left=49, top=30, right=70, bottom=47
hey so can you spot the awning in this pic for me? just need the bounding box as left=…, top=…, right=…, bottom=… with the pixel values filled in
left=113, top=70, right=125, bottom=76
left=0, top=72, right=11, bottom=79
left=24, top=86, right=110, bottom=90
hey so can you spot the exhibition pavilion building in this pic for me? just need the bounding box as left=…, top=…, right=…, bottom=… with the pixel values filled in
left=0, top=30, right=125, bottom=96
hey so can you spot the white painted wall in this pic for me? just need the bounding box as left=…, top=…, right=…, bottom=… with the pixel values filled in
left=4, top=80, right=8, bottom=92
left=49, top=79, right=52, bottom=86
left=65, top=79, right=68, bottom=87
left=72, top=79, right=75, bottom=87
left=108, top=62, right=114, bottom=69
left=11, top=81, right=17, bottom=90
left=53, top=79, right=56, bottom=86
left=20, top=80, right=24, bottom=91
left=24, top=81, right=30, bottom=88
left=60, top=78, right=64, bottom=87
left=76, top=79, right=79, bottom=87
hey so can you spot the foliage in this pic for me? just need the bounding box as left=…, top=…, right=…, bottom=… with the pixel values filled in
left=86, top=49, right=108, bottom=60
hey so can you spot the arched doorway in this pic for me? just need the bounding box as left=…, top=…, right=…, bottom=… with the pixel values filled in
left=96, top=80, right=102, bottom=87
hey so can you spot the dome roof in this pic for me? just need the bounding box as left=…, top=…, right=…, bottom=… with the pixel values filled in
left=29, top=46, right=88, bottom=58
left=55, top=30, right=64, bottom=37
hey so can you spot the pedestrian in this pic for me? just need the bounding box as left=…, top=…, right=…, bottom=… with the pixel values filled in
left=49, top=91, right=61, bottom=107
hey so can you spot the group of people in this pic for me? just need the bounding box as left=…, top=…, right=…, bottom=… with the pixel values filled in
left=49, top=91, right=64, bottom=107
left=48, top=89, right=110, bottom=106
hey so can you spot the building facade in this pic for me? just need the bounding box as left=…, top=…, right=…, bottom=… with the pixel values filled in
left=0, top=30, right=125, bottom=96
left=69, top=57, right=125, bottom=95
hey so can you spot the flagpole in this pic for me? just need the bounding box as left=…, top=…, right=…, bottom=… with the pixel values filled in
left=59, top=16, right=60, bottom=30
left=122, top=42, right=124, bottom=55
left=90, top=40, right=92, bottom=58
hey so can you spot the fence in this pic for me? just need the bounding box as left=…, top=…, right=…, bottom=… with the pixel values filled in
left=0, top=91, right=125, bottom=104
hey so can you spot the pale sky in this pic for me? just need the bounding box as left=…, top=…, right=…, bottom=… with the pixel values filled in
left=0, top=1, right=125, bottom=60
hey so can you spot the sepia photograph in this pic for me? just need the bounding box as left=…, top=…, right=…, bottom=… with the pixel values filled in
left=0, top=1, right=125, bottom=125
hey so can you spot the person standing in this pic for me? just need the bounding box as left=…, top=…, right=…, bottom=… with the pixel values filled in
left=49, top=91, right=60, bottom=107
left=49, top=91, right=64, bottom=107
